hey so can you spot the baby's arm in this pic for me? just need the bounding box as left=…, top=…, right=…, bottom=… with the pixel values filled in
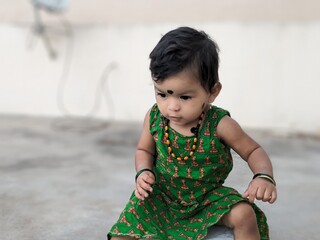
left=217, top=116, right=277, bottom=204
left=134, top=111, right=156, bottom=201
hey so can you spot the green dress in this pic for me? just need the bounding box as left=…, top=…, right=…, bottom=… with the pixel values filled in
left=108, top=104, right=269, bottom=240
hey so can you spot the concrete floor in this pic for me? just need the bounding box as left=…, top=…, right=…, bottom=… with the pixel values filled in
left=1, top=115, right=319, bottom=240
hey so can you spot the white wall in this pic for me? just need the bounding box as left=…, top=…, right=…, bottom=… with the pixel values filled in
left=1, top=22, right=320, bottom=134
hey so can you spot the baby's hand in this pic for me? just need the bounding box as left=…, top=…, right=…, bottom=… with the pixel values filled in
left=135, top=171, right=155, bottom=201
left=242, top=177, right=277, bottom=204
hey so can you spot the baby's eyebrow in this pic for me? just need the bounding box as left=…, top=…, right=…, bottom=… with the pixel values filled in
left=154, top=85, right=194, bottom=95
left=179, top=90, right=195, bottom=95
left=154, top=86, right=162, bottom=91
left=154, top=86, right=174, bottom=95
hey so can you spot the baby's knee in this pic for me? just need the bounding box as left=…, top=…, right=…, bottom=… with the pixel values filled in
left=222, top=202, right=257, bottom=228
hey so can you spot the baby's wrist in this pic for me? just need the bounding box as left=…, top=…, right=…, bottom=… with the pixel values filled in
left=253, top=173, right=276, bottom=186
left=135, top=168, right=156, bottom=182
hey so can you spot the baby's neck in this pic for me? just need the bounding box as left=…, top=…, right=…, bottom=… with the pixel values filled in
left=169, top=122, right=197, bottom=136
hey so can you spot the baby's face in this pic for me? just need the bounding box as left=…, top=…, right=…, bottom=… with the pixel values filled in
left=154, top=70, right=213, bottom=130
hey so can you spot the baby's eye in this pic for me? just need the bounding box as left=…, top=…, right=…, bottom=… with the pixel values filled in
left=180, top=96, right=191, bottom=100
left=157, top=93, right=166, bottom=98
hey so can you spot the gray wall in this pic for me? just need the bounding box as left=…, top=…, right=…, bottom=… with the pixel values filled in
left=1, top=0, right=320, bottom=135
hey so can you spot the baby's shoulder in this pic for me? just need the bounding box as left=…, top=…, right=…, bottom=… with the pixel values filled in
left=207, top=105, right=230, bottom=123
left=149, top=103, right=160, bottom=118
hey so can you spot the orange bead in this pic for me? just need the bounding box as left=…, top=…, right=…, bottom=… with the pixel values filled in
left=163, top=111, right=204, bottom=162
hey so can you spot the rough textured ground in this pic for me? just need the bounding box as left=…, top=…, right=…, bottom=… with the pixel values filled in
left=1, top=115, right=319, bottom=239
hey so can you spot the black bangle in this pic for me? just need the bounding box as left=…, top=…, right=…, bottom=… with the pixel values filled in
left=135, top=168, right=156, bottom=182
left=253, top=173, right=276, bottom=186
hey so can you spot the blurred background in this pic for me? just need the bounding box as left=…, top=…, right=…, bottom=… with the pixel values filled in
left=1, top=1, right=320, bottom=240
left=1, top=0, right=320, bottom=134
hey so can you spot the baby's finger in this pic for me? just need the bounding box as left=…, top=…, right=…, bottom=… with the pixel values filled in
left=137, top=172, right=154, bottom=186
left=136, top=184, right=150, bottom=199
left=139, top=179, right=153, bottom=193
left=269, top=189, right=277, bottom=204
left=242, top=189, right=249, bottom=199
left=135, top=189, right=145, bottom=201
left=247, top=186, right=258, bottom=203
left=242, top=188, right=255, bottom=203
left=262, top=188, right=272, bottom=202
left=142, top=172, right=155, bottom=185
left=256, top=187, right=266, bottom=201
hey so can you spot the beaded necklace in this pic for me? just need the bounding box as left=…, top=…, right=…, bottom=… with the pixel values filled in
left=163, top=112, right=204, bottom=161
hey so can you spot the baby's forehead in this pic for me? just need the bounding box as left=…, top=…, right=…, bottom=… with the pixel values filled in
left=153, top=69, right=204, bottom=93
left=153, top=83, right=198, bottom=95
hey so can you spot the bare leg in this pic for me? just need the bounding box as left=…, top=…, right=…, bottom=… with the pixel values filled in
left=220, top=202, right=260, bottom=240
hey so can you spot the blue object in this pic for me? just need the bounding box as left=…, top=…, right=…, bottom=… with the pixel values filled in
left=32, top=0, right=69, bottom=12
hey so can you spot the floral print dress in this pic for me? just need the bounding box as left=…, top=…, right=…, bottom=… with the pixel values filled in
left=108, top=104, right=269, bottom=240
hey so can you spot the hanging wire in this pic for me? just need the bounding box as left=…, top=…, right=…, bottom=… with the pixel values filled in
left=56, top=15, right=117, bottom=120
left=27, top=2, right=118, bottom=132
left=52, top=15, right=118, bottom=132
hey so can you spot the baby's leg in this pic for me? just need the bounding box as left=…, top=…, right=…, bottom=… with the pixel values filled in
left=220, top=202, right=260, bottom=240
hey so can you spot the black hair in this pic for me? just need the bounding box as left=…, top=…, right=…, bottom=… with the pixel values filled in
left=149, top=26, right=220, bottom=93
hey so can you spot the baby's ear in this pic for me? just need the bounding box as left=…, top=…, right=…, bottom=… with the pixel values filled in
left=208, top=82, right=222, bottom=103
